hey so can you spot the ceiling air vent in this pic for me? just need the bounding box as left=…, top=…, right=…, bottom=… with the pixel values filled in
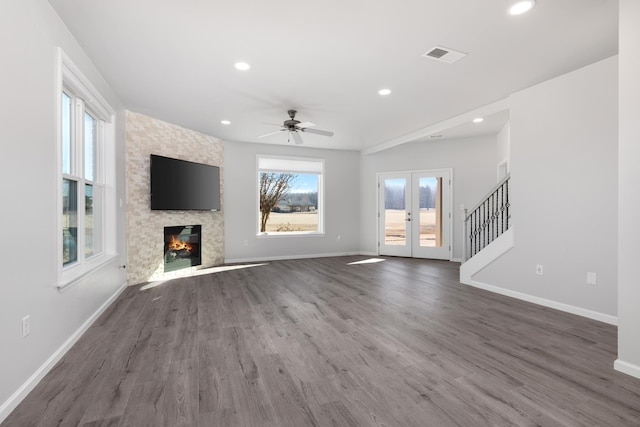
left=423, top=46, right=467, bottom=64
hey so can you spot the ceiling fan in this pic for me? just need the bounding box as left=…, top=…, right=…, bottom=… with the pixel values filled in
left=257, top=110, right=334, bottom=145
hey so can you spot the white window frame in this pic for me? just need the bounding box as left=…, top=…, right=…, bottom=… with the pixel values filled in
left=256, top=155, right=325, bottom=237
left=56, top=48, right=117, bottom=290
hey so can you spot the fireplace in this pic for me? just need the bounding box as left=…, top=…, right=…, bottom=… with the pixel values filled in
left=164, top=225, right=202, bottom=272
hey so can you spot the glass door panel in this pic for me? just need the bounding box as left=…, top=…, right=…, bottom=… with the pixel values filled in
left=379, top=174, right=412, bottom=257
left=412, top=171, right=450, bottom=260
left=384, top=178, right=407, bottom=246
left=418, top=176, right=441, bottom=247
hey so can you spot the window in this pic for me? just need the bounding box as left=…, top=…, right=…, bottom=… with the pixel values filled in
left=257, top=156, right=324, bottom=235
left=61, top=88, right=105, bottom=266
left=58, top=48, right=115, bottom=288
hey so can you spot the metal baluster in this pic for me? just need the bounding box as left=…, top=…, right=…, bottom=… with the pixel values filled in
left=463, top=209, right=468, bottom=260
left=492, top=189, right=497, bottom=240
left=477, top=204, right=480, bottom=254
left=469, top=211, right=472, bottom=257
left=500, top=183, right=504, bottom=235
left=490, top=192, right=493, bottom=243
left=498, top=189, right=501, bottom=237
left=478, top=205, right=481, bottom=254
left=473, top=210, right=476, bottom=256
left=483, top=201, right=486, bottom=251
left=497, top=189, right=500, bottom=237
left=488, top=195, right=491, bottom=245
left=496, top=190, right=499, bottom=238
left=485, top=199, right=489, bottom=248
left=474, top=209, right=478, bottom=256
left=505, top=179, right=509, bottom=229
left=468, top=212, right=471, bottom=258
left=471, top=210, right=475, bottom=256
left=489, top=197, right=491, bottom=243
left=473, top=209, right=480, bottom=255
left=482, top=201, right=486, bottom=252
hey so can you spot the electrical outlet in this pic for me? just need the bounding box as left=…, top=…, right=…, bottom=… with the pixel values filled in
left=22, top=315, right=30, bottom=338
left=536, top=265, right=544, bottom=275
left=587, top=272, right=597, bottom=285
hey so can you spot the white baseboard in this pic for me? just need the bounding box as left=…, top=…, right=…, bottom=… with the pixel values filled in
left=451, top=257, right=463, bottom=263
left=463, top=279, right=618, bottom=326
left=614, top=359, right=640, bottom=379
left=225, top=251, right=367, bottom=264
left=0, top=282, right=128, bottom=424
left=226, top=252, right=463, bottom=264
left=359, top=252, right=378, bottom=257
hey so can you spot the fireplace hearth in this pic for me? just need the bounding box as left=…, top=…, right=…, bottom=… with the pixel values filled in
left=164, top=225, right=201, bottom=272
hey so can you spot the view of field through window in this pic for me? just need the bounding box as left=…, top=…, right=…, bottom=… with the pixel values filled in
left=384, top=177, right=441, bottom=246
left=259, top=172, right=319, bottom=232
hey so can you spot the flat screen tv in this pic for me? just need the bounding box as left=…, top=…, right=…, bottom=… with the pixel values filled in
left=150, top=154, right=220, bottom=211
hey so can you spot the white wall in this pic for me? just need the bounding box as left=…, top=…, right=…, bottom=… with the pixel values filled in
left=360, top=136, right=497, bottom=260
left=224, top=141, right=361, bottom=262
left=0, top=1, right=126, bottom=418
left=616, top=0, right=640, bottom=378
left=474, top=56, right=618, bottom=320
left=497, top=122, right=510, bottom=178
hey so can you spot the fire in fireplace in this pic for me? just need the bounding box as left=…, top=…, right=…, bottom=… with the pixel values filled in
left=164, top=225, right=201, bottom=272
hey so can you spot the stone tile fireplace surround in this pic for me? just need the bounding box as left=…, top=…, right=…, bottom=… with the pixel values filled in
left=125, top=112, right=224, bottom=285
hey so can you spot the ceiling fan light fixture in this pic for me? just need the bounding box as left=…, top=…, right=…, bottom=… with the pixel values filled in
left=378, top=88, right=392, bottom=96
left=509, top=0, right=536, bottom=16
left=256, top=110, right=334, bottom=144
left=234, top=62, right=250, bottom=71
left=221, top=120, right=231, bottom=125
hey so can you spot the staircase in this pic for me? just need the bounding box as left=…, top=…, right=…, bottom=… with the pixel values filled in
left=460, top=175, right=514, bottom=283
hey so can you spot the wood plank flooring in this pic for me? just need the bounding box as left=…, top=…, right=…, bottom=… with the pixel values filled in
left=4, top=256, right=640, bottom=426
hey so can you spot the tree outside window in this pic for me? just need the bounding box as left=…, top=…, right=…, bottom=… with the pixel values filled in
left=257, top=157, right=323, bottom=235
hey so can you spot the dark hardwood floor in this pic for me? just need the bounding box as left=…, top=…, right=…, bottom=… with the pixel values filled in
left=4, top=256, right=640, bottom=426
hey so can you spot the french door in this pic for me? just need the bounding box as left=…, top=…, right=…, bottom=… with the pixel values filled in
left=378, top=170, right=451, bottom=260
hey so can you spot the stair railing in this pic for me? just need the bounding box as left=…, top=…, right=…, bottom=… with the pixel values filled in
left=464, top=174, right=511, bottom=261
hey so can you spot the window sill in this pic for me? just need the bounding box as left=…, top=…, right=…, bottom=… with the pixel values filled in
left=257, top=231, right=325, bottom=238
left=58, top=253, right=118, bottom=292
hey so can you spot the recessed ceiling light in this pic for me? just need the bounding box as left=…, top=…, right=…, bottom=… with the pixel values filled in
left=221, top=120, right=231, bottom=125
left=509, top=0, right=535, bottom=15
left=378, top=89, right=392, bottom=96
left=234, top=62, right=250, bottom=71
left=473, top=117, right=484, bottom=123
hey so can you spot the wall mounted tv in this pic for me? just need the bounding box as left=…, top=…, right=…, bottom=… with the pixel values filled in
left=150, top=154, right=220, bottom=211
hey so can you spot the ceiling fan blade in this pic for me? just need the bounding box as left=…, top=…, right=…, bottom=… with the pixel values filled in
left=257, top=129, right=284, bottom=138
left=301, top=128, right=334, bottom=137
left=291, top=131, right=304, bottom=145
left=296, top=121, right=316, bottom=129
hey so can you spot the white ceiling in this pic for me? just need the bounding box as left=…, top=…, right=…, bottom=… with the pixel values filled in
left=49, top=0, right=618, bottom=152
